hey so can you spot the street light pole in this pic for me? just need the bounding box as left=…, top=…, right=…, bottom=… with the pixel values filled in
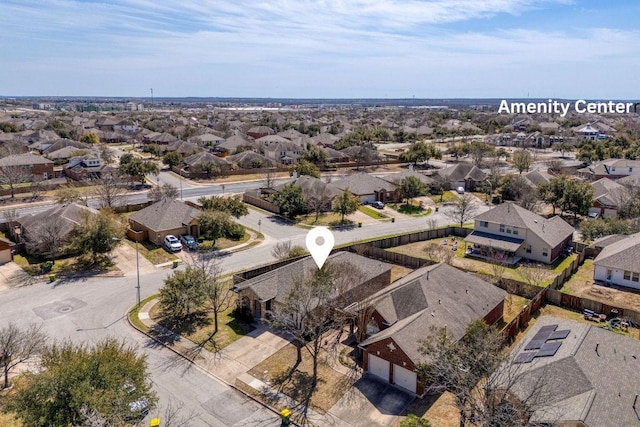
left=135, top=240, right=141, bottom=307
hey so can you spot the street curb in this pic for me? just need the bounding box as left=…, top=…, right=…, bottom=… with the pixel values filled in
left=126, top=302, right=293, bottom=426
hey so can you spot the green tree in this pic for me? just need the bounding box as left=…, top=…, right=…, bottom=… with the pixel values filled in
left=562, top=179, right=594, bottom=219
left=197, top=195, right=248, bottom=218
left=302, top=143, right=328, bottom=165
left=162, top=151, right=184, bottom=168
left=80, top=132, right=100, bottom=144
left=400, top=176, right=427, bottom=203
left=55, top=185, right=86, bottom=206
left=333, top=189, right=360, bottom=223
left=468, top=141, right=495, bottom=167
left=553, top=142, right=573, bottom=158
left=500, top=174, right=533, bottom=202
left=273, top=183, right=305, bottom=218
left=400, top=142, right=442, bottom=165
left=290, top=159, right=321, bottom=178
left=199, top=210, right=233, bottom=245
left=580, top=218, right=630, bottom=242
left=118, top=158, right=159, bottom=185
left=537, top=176, right=568, bottom=215
left=8, top=338, right=156, bottom=427
left=511, top=150, right=532, bottom=174
left=69, top=210, right=124, bottom=265
left=159, top=266, right=208, bottom=324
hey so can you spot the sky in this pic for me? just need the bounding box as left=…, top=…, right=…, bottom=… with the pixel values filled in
left=1, top=0, right=639, bottom=99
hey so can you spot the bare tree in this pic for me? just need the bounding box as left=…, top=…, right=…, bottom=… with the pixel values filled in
left=423, top=242, right=454, bottom=265
left=0, top=155, right=30, bottom=199
left=30, top=175, right=43, bottom=200
left=488, top=250, right=507, bottom=284
left=24, top=215, right=67, bottom=264
left=93, top=173, right=126, bottom=208
left=0, top=323, right=47, bottom=389
left=148, top=182, right=179, bottom=202
left=193, top=253, right=233, bottom=335
left=3, top=208, right=20, bottom=241
left=160, top=399, right=198, bottom=427
left=304, top=182, right=334, bottom=221
left=271, top=240, right=293, bottom=260
left=445, top=193, right=479, bottom=227
left=520, top=264, right=549, bottom=287
left=262, top=168, right=276, bottom=189
left=417, top=321, right=559, bottom=427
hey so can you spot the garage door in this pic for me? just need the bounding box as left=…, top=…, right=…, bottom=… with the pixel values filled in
left=368, top=354, right=390, bottom=381
left=393, top=364, right=417, bottom=393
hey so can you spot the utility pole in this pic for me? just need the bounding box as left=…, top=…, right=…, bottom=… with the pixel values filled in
left=150, top=88, right=153, bottom=104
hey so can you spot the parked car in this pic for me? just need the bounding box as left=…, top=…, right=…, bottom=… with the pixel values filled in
left=124, top=382, right=150, bottom=421
left=180, top=234, right=198, bottom=251
left=371, top=201, right=385, bottom=209
left=163, top=235, right=182, bottom=252
left=456, top=186, right=465, bottom=194
left=588, top=211, right=600, bottom=219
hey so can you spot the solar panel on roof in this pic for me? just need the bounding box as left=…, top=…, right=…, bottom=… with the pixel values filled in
left=532, top=331, right=554, bottom=341
left=536, top=342, right=562, bottom=357
left=548, top=330, right=570, bottom=340
left=538, top=325, right=558, bottom=333
left=524, top=340, right=545, bottom=350
left=514, top=352, right=536, bottom=364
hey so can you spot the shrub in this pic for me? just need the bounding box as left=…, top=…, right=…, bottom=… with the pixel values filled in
left=288, top=245, right=307, bottom=258
left=225, top=223, right=245, bottom=241
left=39, top=261, right=54, bottom=274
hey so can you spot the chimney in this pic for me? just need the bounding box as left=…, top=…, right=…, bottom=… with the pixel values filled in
left=426, top=271, right=429, bottom=280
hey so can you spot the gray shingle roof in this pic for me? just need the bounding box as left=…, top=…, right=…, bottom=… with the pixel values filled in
left=234, top=252, right=392, bottom=306
left=474, top=203, right=574, bottom=248
left=0, top=153, right=54, bottom=166
left=591, top=177, right=626, bottom=207
left=330, top=172, right=398, bottom=195
left=129, top=199, right=199, bottom=232
left=438, top=163, right=486, bottom=182
left=19, top=202, right=99, bottom=239
left=507, top=316, right=640, bottom=427
left=593, top=232, right=640, bottom=272
left=381, top=170, right=433, bottom=186
left=183, top=151, right=229, bottom=167
left=359, top=263, right=506, bottom=363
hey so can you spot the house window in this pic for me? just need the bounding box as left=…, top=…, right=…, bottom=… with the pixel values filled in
left=624, top=271, right=631, bottom=280
left=499, top=224, right=505, bottom=232
left=506, top=228, right=512, bottom=234
left=607, top=270, right=613, bottom=281
left=630, top=168, right=633, bottom=173
left=634, top=273, right=640, bottom=283
left=513, top=229, right=519, bottom=235
left=479, top=221, right=488, bottom=228
left=542, top=248, right=548, bottom=256
left=526, top=245, right=532, bottom=253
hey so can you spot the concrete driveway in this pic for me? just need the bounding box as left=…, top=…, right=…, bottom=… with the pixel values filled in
left=328, top=376, right=414, bottom=427
left=0, top=260, right=35, bottom=292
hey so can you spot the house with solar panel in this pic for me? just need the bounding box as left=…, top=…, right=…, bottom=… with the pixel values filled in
left=504, top=316, right=640, bottom=427
left=464, top=203, right=574, bottom=265
left=356, top=263, right=506, bottom=395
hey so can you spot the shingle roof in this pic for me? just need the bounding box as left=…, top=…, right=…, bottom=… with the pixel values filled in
left=593, top=232, right=640, bottom=272
left=0, top=153, right=54, bottom=166
left=330, top=172, right=398, bottom=195
left=438, top=163, right=486, bottom=182
left=129, top=199, right=199, bottom=232
left=523, top=170, right=554, bottom=187
left=506, top=316, right=640, bottom=427
left=183, top=151, right=229, bottom=167
left=359, top=263, right=506, bottom=363
left=474, top=203, right=574, bottom=248
left=19, top=202, right=99, bottom=239
left=591, top=177, right=626, bottom=207
left=234, top=252, right=392, bottom=306
left=381, top=170, right=433, bottom=186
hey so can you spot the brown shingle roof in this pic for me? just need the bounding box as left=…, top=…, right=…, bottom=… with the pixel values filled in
left=129, top=199, right=199, bottom=232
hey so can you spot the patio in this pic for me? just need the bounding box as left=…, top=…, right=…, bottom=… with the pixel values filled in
left=464, top=230, right=524, bottom=266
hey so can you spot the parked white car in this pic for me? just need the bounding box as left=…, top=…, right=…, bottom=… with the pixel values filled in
left=456, top=186, right=465, bottom=194
left=163, top=235, right=182, bottom=252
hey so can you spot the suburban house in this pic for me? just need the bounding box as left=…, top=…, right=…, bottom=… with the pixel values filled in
left=464, top=203, right=574, bottom=264
left=64, top=154, right=113, bottom=181
left=232, top=252, right=392, bottom=321
left=330, top=172, right=400, bottom=204
left=0, top=153, right=55, bottom=180
left=505, top=316, right=640, bottom=427
left=522, top=169, right=554, bottom=188
left=263, top=141, right=303, bottom=165
left=578, top=159, right=640, bottom=181
left=593, top=232, right=640, bottom=290
left=246, top=126, right=275, bottom=139
left=227, top=151, right=274, bottom=169
left=128, top=199, right=200, bottom=246
left=436, top=163, right=487, bottom=191
left=17, top=203, right=99, bottom=255
left=357, top=263, right=506, bottom=395
left=589, top=177, right=627, bottom=218
left=182, top=152, right=231, bottom=177
left=381, top=169, right=433, bottom=188
left=0, top=237, right=15, bottom=264
left=163, top=140, right=203, bottom=156
left=189, top=133, right=225, bottom=147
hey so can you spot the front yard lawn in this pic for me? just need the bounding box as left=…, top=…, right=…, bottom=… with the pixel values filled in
left=429, top=191, right=459, bottom=204
left=248, top=342, right=352, bottom=413
left=13, top=253, right=120, bottom=277
left=199, top=232, right=251, bottom=251
left=388, top=201, right=433, bottom=217
left=358, top=205, right=387, bottom=219
left=125, top=239, right=177, bottom=265
left=150, top=302, right=254, bottom=353
left=297, top=212, right=353, bottom=227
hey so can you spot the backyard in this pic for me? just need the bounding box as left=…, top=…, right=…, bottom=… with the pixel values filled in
left=388, top=236, right=577, bottom=286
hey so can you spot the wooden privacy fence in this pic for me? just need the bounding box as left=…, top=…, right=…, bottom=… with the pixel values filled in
left=242, top=191, right=280, bottom=214
left=548, top=250, right=587, bottom=290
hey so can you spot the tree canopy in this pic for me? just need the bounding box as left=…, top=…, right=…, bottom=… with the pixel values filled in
left=333, top=189, right=360, bottom=223
left=197, top=195, right=248, bottom=218
left=272, top=183, right=305, bottom=218
left=290, top=159, right=321, bottom=178
left=69, top=209, right=124, bottom=265
left=400, top=142, right=442, bottom=165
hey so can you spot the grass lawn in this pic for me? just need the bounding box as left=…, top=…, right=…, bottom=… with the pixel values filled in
left=358, top=205, right=387, bottom=219
left=200, top=232, right=251, bottom=251
left=125, top=239, right=177, bottom=265
left=150, top=301, right=255, bottom=353
left=12, top=253, right=119, bottom=277
left=388, top=236, right=578, bottom=286
left=297, top=212, right=352, bottom=227
left=429, top=191, right=460, bottom=204
left=248, top=343, right=352, bottom=414
left=503, top=294, right=531, bottom=324
left=559, top=260, right=594, bottom=295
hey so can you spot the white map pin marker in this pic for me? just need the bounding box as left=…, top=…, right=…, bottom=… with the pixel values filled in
left=305, top=227, right=335, bottom=269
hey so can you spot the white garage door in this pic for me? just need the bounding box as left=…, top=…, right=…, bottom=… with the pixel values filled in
left=393, top=364, right=417, bottom=393
left=368, top=354, right=390, bottom=381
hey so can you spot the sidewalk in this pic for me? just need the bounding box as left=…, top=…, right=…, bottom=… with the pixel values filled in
left=136, top=299, right=349, bottom=426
